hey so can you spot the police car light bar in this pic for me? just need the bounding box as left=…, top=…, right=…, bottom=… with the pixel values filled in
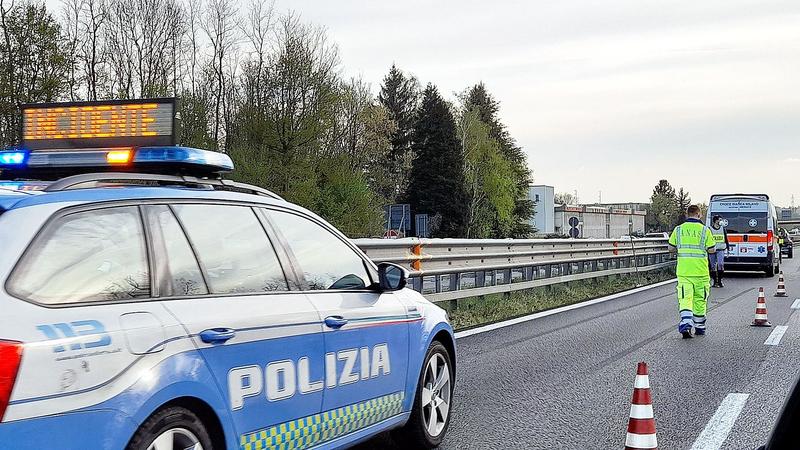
left=0, top=146, right=233, bottom=174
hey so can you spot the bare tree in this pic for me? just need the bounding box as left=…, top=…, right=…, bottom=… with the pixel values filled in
left=240, top=0, right=273, bottom=109
left=184, top=0, right=203, bottom=95
left=61, top=0, right=84, bottom=100
left=80, top=0, right=106, bottom=100
left=202, top=0, right=238, bottom=148
left=104, top=0, right=186, bottom=99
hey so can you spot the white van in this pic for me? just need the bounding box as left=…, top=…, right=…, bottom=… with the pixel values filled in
left=707, top=194, right=781, bottom=276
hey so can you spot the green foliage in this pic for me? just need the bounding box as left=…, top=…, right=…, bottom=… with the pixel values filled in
left=377, top=64, right=419, bottom=201
left=0, top=3, right=71, bottom=146
left=409, top=84, right=468, bottom=237
left=316, top=158, right=385, bottom=237
left=675, top=188, right=692, bottom=223
left=646, top=179, right=692, bottom=231
left=178, top=90, right=216, bottom=150
left=465, top=83, right=534, bottom=237
left=459, top=107, right=515, bottom=238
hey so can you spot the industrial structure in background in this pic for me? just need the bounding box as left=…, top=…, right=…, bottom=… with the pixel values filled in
left=528, top=185, right=647, bottom=238
left=384, top=186, right=647, bottom=239
left=529, top=185, right=555, bottom=234
left=555, top=205, right=646, bottom=238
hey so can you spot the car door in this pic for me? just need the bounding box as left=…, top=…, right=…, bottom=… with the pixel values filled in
left=148, top=203, right=326, bottom=443
left=264, top=209, right=410, bottom=426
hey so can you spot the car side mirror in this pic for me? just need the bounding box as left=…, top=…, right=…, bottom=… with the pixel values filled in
left=377, top=262, right=408, bottom=292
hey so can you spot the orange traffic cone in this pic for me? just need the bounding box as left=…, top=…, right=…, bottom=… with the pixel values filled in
left=624, top=362, right=658, bottom=450
left=775, top=272, right=787, bottom=297
left=751, top=287, right=772, bottom=327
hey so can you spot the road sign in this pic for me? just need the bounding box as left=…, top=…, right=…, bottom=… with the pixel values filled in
left=568, top=216, right=580, bottom=238
left=415, top=214, right=430, bottom=238
left=384, top=204, right=411, bottom=232
left=383, top=229, right=399, bottom=239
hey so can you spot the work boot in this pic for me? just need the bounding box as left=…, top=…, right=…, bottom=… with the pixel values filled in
left=711, top=271, right=719, bottom=288
left=718, top=270, right=724, bottom=287
left=682, top=330, right=693, bottom=339
left=694, top=328, right=706, bottom=336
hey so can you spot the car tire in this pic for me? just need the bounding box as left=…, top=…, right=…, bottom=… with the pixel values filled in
left=788, top=250, right=793, bottom=259
left=126, top=406, right=214, bottom=450
left=393, top=340, right=454, bottom=449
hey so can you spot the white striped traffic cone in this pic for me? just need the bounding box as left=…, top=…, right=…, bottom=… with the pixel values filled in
left=751, top=287, right=772, bottom=327
left=775, top=272, right=787, bottom=297
left=624, top=362, right=658, bottom=450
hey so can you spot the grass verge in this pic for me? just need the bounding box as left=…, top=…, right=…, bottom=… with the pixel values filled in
left=442, top=268, right=675, bottom=331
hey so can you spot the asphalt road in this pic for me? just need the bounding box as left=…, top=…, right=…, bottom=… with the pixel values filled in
left=357, top=257, right=800, bottom=450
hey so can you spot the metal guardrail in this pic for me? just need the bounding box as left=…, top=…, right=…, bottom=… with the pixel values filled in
left=354, top=238, right=675, bottom=303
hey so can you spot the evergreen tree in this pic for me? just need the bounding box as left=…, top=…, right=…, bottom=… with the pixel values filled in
left=646, top=179, right=678, bottom=232
left=675, top=188, right=692, bottom=225
left=0, top=3, right=71, bottom=146
left=377, top=64, right=420, bottom=200
left=466, top=82, right=534, bottom=237
left=408, top=84, right=468, bottom=237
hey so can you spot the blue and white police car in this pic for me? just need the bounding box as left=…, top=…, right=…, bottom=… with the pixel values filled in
left=0, top=99, right=456, bottom=450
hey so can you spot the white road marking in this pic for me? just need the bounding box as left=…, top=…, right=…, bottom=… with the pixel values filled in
left=791, top=299, right=800, bottom=309
left=454, top=278, right=677, bottom=339
left=764, top=325, right=789, bottom=346
left=690, top=393, right=750, bottom=450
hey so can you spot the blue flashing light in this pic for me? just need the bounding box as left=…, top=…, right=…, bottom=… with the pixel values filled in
left=0, top=151, right=27, bottom=166
left=134, top=146, right=234, bottom=172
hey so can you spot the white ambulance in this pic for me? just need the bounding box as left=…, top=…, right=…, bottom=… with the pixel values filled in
left=707, top=194, right=781, bottom=276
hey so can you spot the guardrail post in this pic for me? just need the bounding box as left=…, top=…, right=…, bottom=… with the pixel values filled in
left=476, top=271, right=486, bottom=288
left=502, top=269, right=512, bottom=284
left=449, top=273, right=460, bottom=292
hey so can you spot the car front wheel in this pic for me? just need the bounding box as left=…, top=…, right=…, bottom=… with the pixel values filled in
left=394, top=340, right=454, bottom=449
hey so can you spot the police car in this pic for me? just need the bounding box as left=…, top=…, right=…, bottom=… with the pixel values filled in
left=0, top=99, right=456, bottom=450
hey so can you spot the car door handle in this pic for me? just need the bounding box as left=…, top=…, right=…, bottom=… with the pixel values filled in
left=199, top=328, right=236, bottom=344
left=324, top=316, right=348, bottom=329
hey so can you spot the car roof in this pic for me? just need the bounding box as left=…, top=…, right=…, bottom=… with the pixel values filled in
left=0, top=182, right=291, bottom=212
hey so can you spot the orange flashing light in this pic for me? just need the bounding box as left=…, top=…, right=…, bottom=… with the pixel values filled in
left=106, top=150, right=133, bottom=164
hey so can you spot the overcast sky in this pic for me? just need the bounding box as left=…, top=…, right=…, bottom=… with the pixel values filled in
left=277, top=0, right=800, bottom=206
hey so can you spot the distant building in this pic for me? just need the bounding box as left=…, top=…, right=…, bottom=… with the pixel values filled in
left=555, top=205, right=646, bottom=238
left=529, top=185, right=554, bottom=234
left=776, top=206, right=800, bottom=221
left=591, top=202, right=650, bottom=213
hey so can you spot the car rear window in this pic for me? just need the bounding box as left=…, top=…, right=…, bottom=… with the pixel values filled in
left=7, top=206, right=151, bottom=304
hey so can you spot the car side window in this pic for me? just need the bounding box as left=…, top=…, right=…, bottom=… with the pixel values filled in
left=267, top=210, right=371, bottom=290
left=144, top=205, right=209, bottom=297
left=8, top=206, right=150, bottom=304
left=173, top=204, right=289, bottom=294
